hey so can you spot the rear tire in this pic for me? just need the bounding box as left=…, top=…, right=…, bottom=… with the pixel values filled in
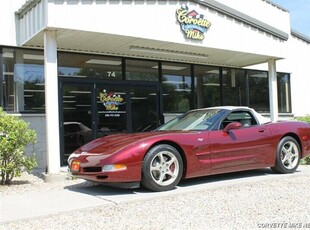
left=271, top=136, right=300, bottom=174
left=141, top=144, right=183, bottom=192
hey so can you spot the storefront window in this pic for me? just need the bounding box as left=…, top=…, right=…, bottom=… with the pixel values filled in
left=278, top=73, right=291, bottom=113
left=194, top=65, right=220, bottom=108
left=248, top=70, right=269, bottom=112
left=1, top=48, right=45, bottom=113
left=1, top=48, right=14, bottom=111
left=222, top=68, right=246, bottom=106
left=0, top=47, right=292, bottom=115
left=162, top=62, right=192, bottom=113
left=58, top=53, right=122, bottom=80
left=125, top=59, right=159, bottom=81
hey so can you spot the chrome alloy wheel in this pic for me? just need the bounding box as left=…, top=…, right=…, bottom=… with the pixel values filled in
left=281, top=140, right=300, bottom=170
left=150, top=151, right=180, bottom=186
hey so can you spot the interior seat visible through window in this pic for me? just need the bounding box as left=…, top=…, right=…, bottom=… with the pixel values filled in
left=239, top=119, right=252, bottom=127
left=220, top=111, right=257, bottom=129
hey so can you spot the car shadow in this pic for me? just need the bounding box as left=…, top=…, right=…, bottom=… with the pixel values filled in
left=64, top=181, right=137, bottom=196
left=178, top=167, right=275, bottom=188
left=64, top=167, right=293, bottom=197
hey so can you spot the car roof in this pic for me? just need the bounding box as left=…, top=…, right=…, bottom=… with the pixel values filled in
left=191, top=106, right=251, bottom=112
left=190, top=106, right=271, bottom=124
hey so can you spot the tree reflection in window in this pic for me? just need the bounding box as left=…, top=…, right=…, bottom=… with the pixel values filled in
left=162, top=63, right=192, bottom=113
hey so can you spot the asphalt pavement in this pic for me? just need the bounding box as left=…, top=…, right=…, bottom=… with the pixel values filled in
left=1, top=165, right=310, bottom=224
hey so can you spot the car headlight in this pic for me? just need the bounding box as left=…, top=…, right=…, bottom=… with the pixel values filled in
left=102, top=164, right=127, bottom=172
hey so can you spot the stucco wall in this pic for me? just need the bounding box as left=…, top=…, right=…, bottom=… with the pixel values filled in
left=14, top=0, right=288, bottom=59
left=16, top=114, right=47, bottom=172
left=46, top=0, right=286, bottom=57
left=0, top=0, right=27, bottom=46
left=285, top=35, right=310, bottom=117
left=216, top=0, right=290, bottom=34
left=249, top=33, right=310, bottom=117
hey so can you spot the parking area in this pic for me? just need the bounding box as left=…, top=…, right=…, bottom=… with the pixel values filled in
left=1, top=165, right=310, bottom=226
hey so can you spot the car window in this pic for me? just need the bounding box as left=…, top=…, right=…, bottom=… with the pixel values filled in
left=220, top=111, right=257, bottom=129
left=157, top=109, right=226, bottom=131
left=65, top=124, right=80, bottom=133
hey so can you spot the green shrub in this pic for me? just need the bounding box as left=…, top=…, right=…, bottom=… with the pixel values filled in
left=0, top=108, right=37, bottom=185
left=296, top=115, right=310, bottom=165
left=303, top=156, right=310, bottom=165
left=296, top=115, right=310, bottom=124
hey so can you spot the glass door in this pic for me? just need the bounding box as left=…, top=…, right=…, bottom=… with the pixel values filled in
left=130, top=87, right=158, bottom=132
left=96, top=86, right=127, bottom=137
left=60, top=82, right=160, bottom=165
left=61, top=83, right=95, bottom=165
left=96, top=84, right=159, bottom=136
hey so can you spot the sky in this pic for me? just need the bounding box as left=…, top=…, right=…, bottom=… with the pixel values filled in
left=271, top=0, right=310, bottom=37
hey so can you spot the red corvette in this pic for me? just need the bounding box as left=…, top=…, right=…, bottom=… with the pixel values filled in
left=68, top=106, right=310, bottom=191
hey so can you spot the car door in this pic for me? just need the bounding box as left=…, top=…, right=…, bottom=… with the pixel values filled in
left=209, top=111, right=273, bottom=173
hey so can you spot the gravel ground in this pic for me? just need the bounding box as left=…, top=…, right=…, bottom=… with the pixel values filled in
left=1, top=167, right=310, bottom=230
left=0, top=172, right=93, bottom=195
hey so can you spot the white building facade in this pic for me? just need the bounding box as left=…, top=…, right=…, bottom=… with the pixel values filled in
left=1, top=0, right=309, bottom=175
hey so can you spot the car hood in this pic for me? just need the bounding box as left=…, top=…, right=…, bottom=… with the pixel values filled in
left=76, top=131, right=177, bottom=155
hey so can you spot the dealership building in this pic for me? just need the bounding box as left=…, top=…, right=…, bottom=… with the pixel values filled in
left=1, top=0, right=310, bottom=178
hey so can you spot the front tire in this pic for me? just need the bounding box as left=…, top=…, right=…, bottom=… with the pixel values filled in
left=271, top=136, right=300, bottom=173
left=141, top=144, right=183, bottom=192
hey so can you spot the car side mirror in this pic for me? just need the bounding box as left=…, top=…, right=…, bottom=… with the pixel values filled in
left=223, top=122, right=242, bottom=133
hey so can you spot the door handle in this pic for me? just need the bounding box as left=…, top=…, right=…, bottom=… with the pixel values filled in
left=258, top=129, right=265, bottom=133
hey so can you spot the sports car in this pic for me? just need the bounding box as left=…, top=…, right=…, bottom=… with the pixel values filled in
left=68, top=106, right=310, bottom=192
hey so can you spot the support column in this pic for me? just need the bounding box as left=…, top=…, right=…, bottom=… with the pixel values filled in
left=14, top=50, right=25, bottom=111
left=268, top=59, right=278, bottom=121
left=44, top=30, right=61, bottom=179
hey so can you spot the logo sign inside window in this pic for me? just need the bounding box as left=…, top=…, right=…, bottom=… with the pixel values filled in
left=176, top=4, right=211, bottom=41
left=99, top=90, right=125, bottom=111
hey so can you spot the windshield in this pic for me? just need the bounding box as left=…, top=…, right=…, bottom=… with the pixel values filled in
left=157, top=109, right=224, bottom=131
